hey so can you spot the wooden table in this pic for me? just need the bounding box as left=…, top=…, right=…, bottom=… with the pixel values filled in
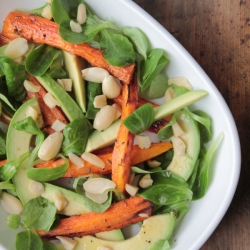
left=133, top=0, right=248, bottom=249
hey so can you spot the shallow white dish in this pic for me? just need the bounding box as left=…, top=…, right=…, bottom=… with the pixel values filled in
left=0, top=0, right=241, bottom=249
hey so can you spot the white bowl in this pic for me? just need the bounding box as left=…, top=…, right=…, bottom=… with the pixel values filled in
left=0, top=0, right=241, bottom=250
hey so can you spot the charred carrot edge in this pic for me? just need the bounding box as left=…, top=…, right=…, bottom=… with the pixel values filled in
left=34, top=142, right=172, bottom=177
left=114, top=94, right=172, bottom=133
left=0, top=34, right=9, bottom=45
left=2, top=12, right=135, bottom=84
left=37, top=196, right=153, bottom=239
left=112, top=76, right=138, bottom=193
left=26, top=75, right=68, bottom=134
left=0, top=160, right=7, bottom=167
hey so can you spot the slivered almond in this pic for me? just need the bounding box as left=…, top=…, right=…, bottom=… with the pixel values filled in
left=77, top=4, right=87, bottom=25
left=4, top=37, right=28, bottom=59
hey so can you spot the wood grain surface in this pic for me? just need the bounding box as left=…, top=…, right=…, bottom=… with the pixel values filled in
left=133, top=0, right=249, bottom=249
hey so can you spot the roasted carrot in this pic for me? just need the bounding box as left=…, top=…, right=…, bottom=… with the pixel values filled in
left=112, top=76, right=138, bottom=193
left=37, top=196, right=153, bottom=239
left=26, top=75, right=68, bottom=134
left=0, top=34, right=9, bottom=46
left=0, top=160, right=7, bottom=167
left=114, top=94, right=172, bottom=133
left=2, top=12, right=135, bottom=84
left=34, top=142, right=172, bottom=177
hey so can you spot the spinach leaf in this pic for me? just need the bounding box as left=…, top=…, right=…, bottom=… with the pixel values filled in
left=85, top=81, right=102, bottom=119
left=131, top=166, right=162, bottom=174
left=27, top=156, right=68, bottom=182
left=6, top=214, right=21, bottom=229
left=147, top=73, right=169, bottom=99
left=2, top=61, right=27, bottom=101
left=17, top=3, right=49, bottom=16
left=0, top=93, right=16, bottom=113
left=192, top=133, right=224, bottom=200
left=22, top=197, right=57, bottom=230
left=0, top=127, right=6, bottom=158
left=0, top=151, right=30, bottom=181
left=0, top=56, right=12, bottom=75
left=25, top=44, right=59, bottom=76
left=42, top=240, right=57, bottom=250
left=62, top=118, right=90, bottom=156
left=122, top=27, right=149, bottom=60
left=141, top=48, right=168, bottom=91
left=169, top=84, right=190, bottom=97
left=16, top=231, right=43, bottom=250
left=122, top=103, right=155, bottom=134
left=14, top=117, right=44, bottom=169
left=148, top=149, right=174, bottom=170
left=0, top=45, right=8, bottom=56
left=139, top=171, right=192, bottom=205
left=151, top=239, right=170, bottom=250
left=100, top=29, right=136, bottom=67
left=157, top=112, right=176, bottom=140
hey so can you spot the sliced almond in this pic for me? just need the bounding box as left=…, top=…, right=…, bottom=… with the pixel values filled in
left=125, top=184, right=139, bottom=197
left=112, top=103, right=122, bottom=120
left=0, top=192, right=23, bottom=215
left=29, top=181, right=44, bottom=195
left=147, top=159, right=161, bottom=168
left=60, top=79, right=72, bottom=91
left=25, top=106, right=38, bottom=122
left=43, top=92, right=60, bottom=109
left=56, top=236, right=78, bottom=250
left=81, top=152, right=105, bottom=169
left=68, top=153, right=84, bottom=168
left=172, top=122, right=185, bottom=137
left=70, top=20, right=82, bottom=33
left=54, top=191, right=68, bottom=211
left=42, top=5, right=53, bottom=20
left=77, top=3, right=87, bottom=25
left=24, top=80, right=41, bottom=93
left=4, top=38, right=28, bottom=59
left=85, top=192, right=109, bottom=204
left=139, top=174, right=153, bottom=188
left=93, top=95, right=107, bottom=108
left=135, top=135, right=151, bottom=149
left=51, top=119, right=66, bottom=132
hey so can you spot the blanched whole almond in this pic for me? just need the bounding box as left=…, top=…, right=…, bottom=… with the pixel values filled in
left=93, top=95, right=107, bottom=108
left=135, top=135, right=151, bottom=149
left=29, top=181, right=44, bottom=195
left=54, top=191, right=68, bottom=211
left=82, top=67, right=109, bottom=83
left=172, top=122, right=185, bottom=137
left=70, top=20, right=82, bottom=33
left=0, top=191, right=23, bottom=215
left=168, top=76, right=193, bottom=90
left=51, top=119, right=67, bottom=132
left=56, top=236, right=78, bottom=250
left=83, top=177, right=116, bottom=195
left=139, top=174, right=153, bottom=188
left=85, top=191, right=109, bottom=204
left=43, top=92, right=60, bottom=109
left=77, top=3, right=87, bottom=25
left=81, top=152, right=105, bottom=169
left=125, top=184, right=139, bottom=197
left=68, top=152, right=84, bottom=168
left=171, top=136, right=186, bottom=156
left=42, top=5, right=53, bottom=20
left=93, top=105, right=116, bottom=131
left=102, top=75, right=121, bottom=99
left=38, top=132, right=63, bottom=161
left=23, top=80, right=41, bottom=93
left=4, top=38, right=28, bottom=59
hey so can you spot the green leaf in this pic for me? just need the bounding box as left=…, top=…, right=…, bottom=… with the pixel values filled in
left=62, top=118, right=90, bottom=156
left=85, top=81, right=103, bottom=119
left=131, top=166, right=162, bottom=174
left=147, top=74, right=169, bottom=99
left=27, top=156, right=68, bottom=182
left=25, top=44, right=59, bottom=76
left=122, top=27, right=149, bottom=60
left=100, top=29, right=136, bottom=67
left=0, top=127, right=6, bottom=157
left=157, top=112, right=176, bottom=140
left=6, top=214, right=21, bottom=229
left=16, top=3, right=49, bottom=16
left=42, top=240, right=57, bottom=250
left=22, top=197, right=57, bottom=230
left=192, top=133, right=224, bottom=200
left=16, top=231, right=43, bottom=250
left=169, top=84, right=190, bottom=97
left=122, top=103, right=155, bottom=134
left=0, top=56, right=12, bottom=75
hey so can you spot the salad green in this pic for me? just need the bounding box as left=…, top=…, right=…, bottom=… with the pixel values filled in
left=0, top=0, right=223, bottom=249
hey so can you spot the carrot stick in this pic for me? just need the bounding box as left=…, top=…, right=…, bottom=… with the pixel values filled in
left=114, top=94, right=172, bottom=133
left=26, top=75, right=68, bottom=134
left=2, top=12, right=135, bottom=84
left=34, top=142, right=172, bottom=177
left=37, top=196, right=153, bottom=239
left=112, top=76, right=138, bottom=193
left=0, top=160, right=7, bottom=167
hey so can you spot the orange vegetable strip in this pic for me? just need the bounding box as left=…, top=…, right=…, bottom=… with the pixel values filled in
left=2, top=12, right=135, bottom=84
left=34, top=142, right=172, bottom=177
left=112, top=77, right=138, bottom=193
left=114, top=94, right=172, bottom=133
left=37, top=196, right=153, bottom=239
left=0, top=34, right=9, bottom=45
left=0, top=160, right=7, bottom=167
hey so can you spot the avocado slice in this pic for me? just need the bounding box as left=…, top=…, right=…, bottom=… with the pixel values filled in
left=95, top=229, right=124, bottom=241
left=59, top=213, right=175, bottom=250
left=63, top=51, right=86, bottom=113
left=167, top=108, right=200, bottom=180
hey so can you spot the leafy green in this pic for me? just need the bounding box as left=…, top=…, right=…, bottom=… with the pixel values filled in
left=0, top=93, right=16, bottom=113
left=140, top=48, right=168, bottom=91
left=122, top=27, right=149, bottom=60
left=147, top=149, right=174, bottom=170
left=147, top=73, right=169, bottom=99
left=17, top=3, right=49, bottom=16
left=25, top=44, right=59, bottom=76
left=6, top=214, right=21, bottom=229
left=16, top=231, right=43, bottom=250
left=139, top=171, right=192, bottom=205
left=27, top=156, right=68, bottom=182
left=0, top=56, right=12, bottom=76
left=157, top=112, right=176, bottom=140
left=42, top=240, right=57, bottom=250
left=62, top=118, right=90, bottom=156
left=22, top=197, right=57, bottom=230
left=0, top=151, right=30, bottom=181
left=0, top=45, right=8, bottom=56
left=192, top=133, right=224, bottom=200
left=169, top=84, right=190, bottom=97
left=0, top=127, right=6, bottom=158
left=123, top=103, right=155, bottom=134
left=85, top=81, right=102, bottom=119
left=131, top=166, right=162, bottom=174
left=100, top=29, right=136, bottom=67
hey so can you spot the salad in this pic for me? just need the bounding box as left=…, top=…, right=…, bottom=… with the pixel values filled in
left=0, top=0, right=223, bottom=250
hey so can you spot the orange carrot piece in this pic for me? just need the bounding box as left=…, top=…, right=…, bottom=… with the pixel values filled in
left=112, top=77, right=138, bottom=193
left=0, top=34, right=9, bottom=45
left=26, top=75, right=68, bottom=134
left=114, top=94, right=172, bottom=133
left=34, top=142, right=172, bottom=177
left=37, top=196, right=153, bottom=239
left=0, top=160, right=7, bottom=167
left=2, top=12, right=135, bottom=84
